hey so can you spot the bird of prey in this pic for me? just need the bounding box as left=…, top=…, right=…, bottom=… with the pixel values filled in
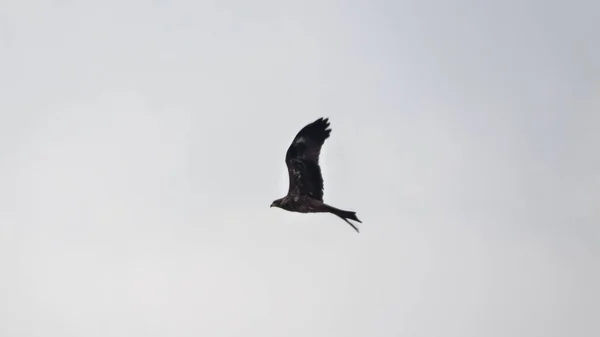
left=270, top=117, right=362, bottom=233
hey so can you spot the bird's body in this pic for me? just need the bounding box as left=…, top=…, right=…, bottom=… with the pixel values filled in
left=271, top=118, right=362, bottom=232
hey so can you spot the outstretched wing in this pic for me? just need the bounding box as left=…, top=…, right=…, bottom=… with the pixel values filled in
left=285, top=117, right=331, bottom=201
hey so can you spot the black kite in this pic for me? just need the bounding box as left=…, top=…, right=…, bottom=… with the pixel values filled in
left=270, top=118, right=362, bottom=233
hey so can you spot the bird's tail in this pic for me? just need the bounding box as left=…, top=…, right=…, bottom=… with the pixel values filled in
left=322, top=203, right=362, bottom=233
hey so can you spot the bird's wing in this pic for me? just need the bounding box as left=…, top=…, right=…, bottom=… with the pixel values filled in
left=285, top=117, right=331, bottom=201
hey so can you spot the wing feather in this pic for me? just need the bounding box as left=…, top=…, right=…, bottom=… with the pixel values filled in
left=285, top=118, right=331, bottom=201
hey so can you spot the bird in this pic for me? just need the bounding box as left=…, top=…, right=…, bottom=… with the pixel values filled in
left=270, top=117, right=362, bottom=233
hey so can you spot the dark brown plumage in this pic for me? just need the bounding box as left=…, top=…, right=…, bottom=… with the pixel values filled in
left=270, top=118, right=362, bottom=233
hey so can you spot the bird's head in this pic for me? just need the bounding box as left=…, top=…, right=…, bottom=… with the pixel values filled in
left=270, top=198, right=283, bottom=208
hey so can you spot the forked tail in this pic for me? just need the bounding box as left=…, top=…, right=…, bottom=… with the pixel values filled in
left=322, top=204, right=362, bottom=233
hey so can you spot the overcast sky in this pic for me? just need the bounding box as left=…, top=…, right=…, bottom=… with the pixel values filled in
left=1, top=1, right=598, bottom=336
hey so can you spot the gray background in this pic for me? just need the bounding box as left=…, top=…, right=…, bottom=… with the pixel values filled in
left=1, top=0, right=598, bottom=336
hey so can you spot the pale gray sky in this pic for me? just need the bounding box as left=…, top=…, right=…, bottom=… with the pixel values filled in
left=1, top=1, right=598, bottom=336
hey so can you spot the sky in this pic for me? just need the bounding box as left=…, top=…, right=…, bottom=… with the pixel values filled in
left=0, top=0, right=598, bottom=336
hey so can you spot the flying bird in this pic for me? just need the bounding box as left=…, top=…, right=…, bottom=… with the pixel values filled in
left=270, top=117, right=362, bottom=232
